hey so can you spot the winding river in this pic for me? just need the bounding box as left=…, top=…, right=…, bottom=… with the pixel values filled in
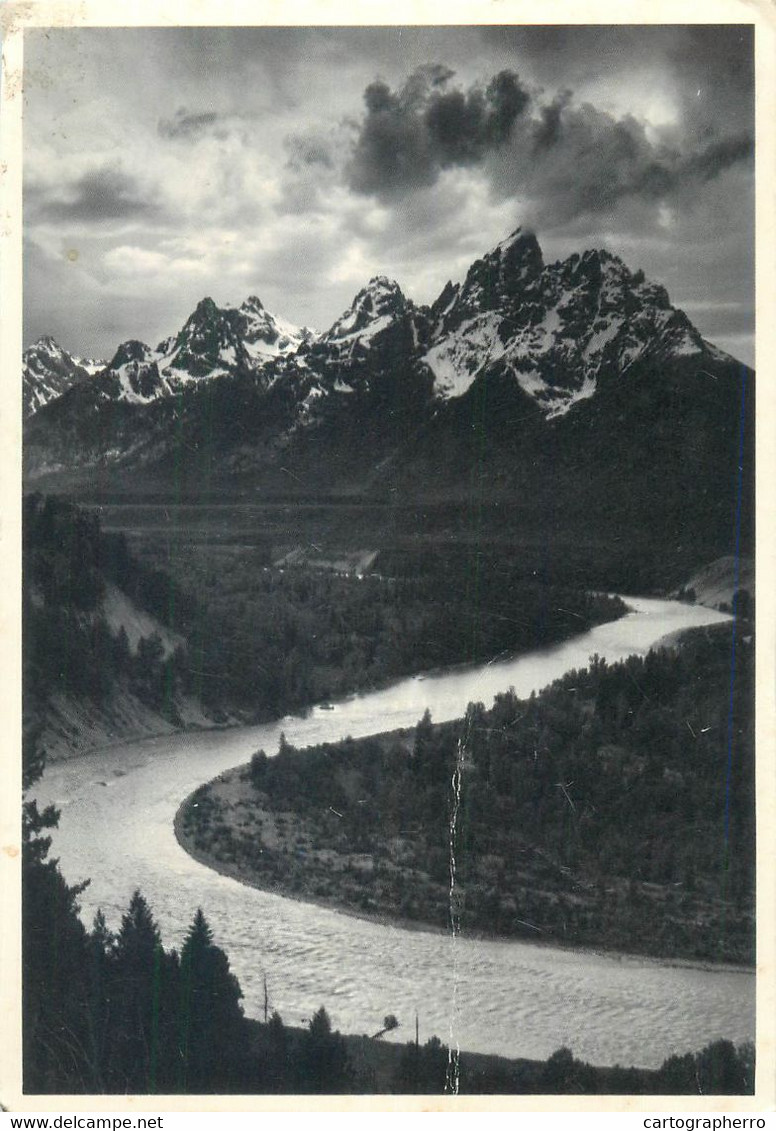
left=35, top=596, right=755, bottom=1069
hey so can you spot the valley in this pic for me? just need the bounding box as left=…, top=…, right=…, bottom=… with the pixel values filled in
left=21, top=226, right=757, bottom=1094
left=32, top=594, right=753, bottom=1077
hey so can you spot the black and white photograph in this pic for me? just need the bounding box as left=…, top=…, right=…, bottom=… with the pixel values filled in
left=5, top=5, right=771, bottom=1107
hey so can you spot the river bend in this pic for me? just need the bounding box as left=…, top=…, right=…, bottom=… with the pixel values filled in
left=35, top=597, right=754, bottom=1068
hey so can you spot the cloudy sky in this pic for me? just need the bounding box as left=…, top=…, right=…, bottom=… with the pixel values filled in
left=23, top=24, right=754, bottom=364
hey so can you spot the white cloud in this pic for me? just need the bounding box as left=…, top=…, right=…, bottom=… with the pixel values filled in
left=103, top=245, right=208, bottom=278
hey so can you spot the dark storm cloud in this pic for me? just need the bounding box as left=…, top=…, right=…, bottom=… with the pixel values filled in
left=30, top=167, right=158, bottom=223
left=346, top=60, right=754, bottom=228
left=347, top=66, right=530, bottom=196
left=532, top=91, right=573, bottom=152
left=477, top=24, right=754, bottom=94
left=685, top=134, right=755, bottom=182
left=512, top=97, right=754, bottom=223
left=158, top=109, right=221, bottom=140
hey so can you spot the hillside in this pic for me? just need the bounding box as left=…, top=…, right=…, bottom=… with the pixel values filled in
left=22, top=494, right=219, bottom=759
left=24, top=495, right=631, bottom=755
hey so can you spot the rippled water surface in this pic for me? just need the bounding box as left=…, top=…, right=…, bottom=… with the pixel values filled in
left=36, top=597, right=754, bottom=1068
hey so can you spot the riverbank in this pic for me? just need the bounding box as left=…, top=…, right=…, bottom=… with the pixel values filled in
left=174, top=622, right=754, bottom=968
left=36, top=594, right=753, bottom=1067
left=173, top=785, right=752, bottom=976
left=43, top=594, right=733, bottom=766
left=39, top=591, right=632, bottom=763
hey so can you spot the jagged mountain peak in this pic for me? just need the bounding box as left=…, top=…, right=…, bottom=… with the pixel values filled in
left=322, top=276, right=412, bottom=345
left=439, top=227, right=545, bottom=331
left=30, top=334, right=63, bottom=354
left=556, top=247, right=664, bottom=300
left=364, top=275, right=404, bottom=296
left=110, top=340, right=154, bottom=368
left=24, top=226, right=742, bottom=439
left=423, top=229, right=716, bottom=413
left=23, top=335, right=106, bottom=417
left=240, top=294, right=265, bottom=313
left=191, top=296, right=220, bottom=318
left=230, top=294, right=316, bottom=358
left=492, top=226, right=543, bottom=265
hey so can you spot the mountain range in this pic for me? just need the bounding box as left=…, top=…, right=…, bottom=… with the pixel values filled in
left=23, top=228, right=753, bottom=565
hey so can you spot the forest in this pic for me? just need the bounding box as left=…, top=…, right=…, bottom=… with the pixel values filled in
left=23, top=493, right=626, bottom=725
left=181, top=625, right=754, bottom=964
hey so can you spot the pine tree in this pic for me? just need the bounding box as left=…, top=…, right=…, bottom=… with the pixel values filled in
left=265, top=1010, right=289, bottom=1092
left=110, top=891, right=171, bottom=1092
left=85, top=910, right=115, bottom=1089
left=177, top=908, right=245, bottom=1092
left=297, top=1007, right=350, bottom=1093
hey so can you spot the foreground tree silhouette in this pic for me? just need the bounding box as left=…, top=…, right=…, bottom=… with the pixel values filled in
left=393, top=1035, right=449, bottom=1093
left=177, top=908, right=247, bottom=1091
left=264, top=1010, right=290, bottom=1092
left=22, top=727, right=101, bottom=1093
left=296, top=1007, right=350, bottom=1093
left=109, top=891, right=179, bottom=1092
left=22, top=796, right=96, bottom=1091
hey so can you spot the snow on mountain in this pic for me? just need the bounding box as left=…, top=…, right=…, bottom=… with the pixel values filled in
left=98, top=340, right=170, bottom=404
left=23, top=336, right=107, bottom=417
left=58, top=296, right=317, bottom=409
left=235, top=295, right=316, bottom=362
left=302, top=275, right=431, bottom=405
left=25, top=230, right=736, bottom=431
left=151, top=297, right=255, bottom=381
left=76, top=356, right=107, bottom=377
left=321, top=277, right=409, bottom=348
left=152, top=295, right=316, bottom=383
left=24, top=293, right=317, bottom=416
left=422, top=230, right=707, bottom=416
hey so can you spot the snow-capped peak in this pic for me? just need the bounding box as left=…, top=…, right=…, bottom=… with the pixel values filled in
left=232, top=295, right=317, bottom=360
left=24, top=228, right=736, bottom=428
left=30, top=334, right=64, bottom=356
left=109, top=340, right=155, bottom=369
left=322, top=277, right=409, bottom=345
left=423, top=231, right=711, bottom=415
left=23, top=336, right=106, bottom=417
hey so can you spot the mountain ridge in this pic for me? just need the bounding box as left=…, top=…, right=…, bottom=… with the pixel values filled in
left=23, top=227, right=752, bottom=565
left=24, top=226, right=741, bottom=423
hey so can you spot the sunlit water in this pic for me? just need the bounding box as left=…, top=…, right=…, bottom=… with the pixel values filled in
left=35, top=597, right=754, bottom=1068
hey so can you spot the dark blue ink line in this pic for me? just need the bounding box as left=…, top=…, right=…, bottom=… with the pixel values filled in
left=723, top=366, right=748, bottom=849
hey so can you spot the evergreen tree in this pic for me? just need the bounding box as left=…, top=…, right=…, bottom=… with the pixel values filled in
left=110, top=891, right=174, bottom=1092
left=265, top=1010, right=289, bottom=1093
left=84, top=910, right=115, bottom=1090
left=393, top=1035, right=449, bottom=1093
left=177, top=908, right=245, bottom=1091
left=297, top=1007, right=350, bottom=1093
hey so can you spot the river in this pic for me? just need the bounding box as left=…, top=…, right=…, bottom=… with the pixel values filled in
left=34, top=596, right=755, bottom=1069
